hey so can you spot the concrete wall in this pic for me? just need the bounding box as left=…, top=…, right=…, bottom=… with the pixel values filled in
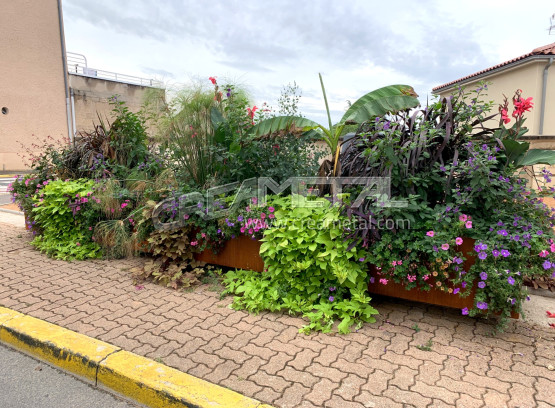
left=0, top=0, right=69, bottom=172
left=69, top=75, right=152, bottom=134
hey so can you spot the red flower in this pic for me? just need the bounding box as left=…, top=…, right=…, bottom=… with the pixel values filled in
left=209, top=76, right=217, bottom=85
left=501, top=108, right=511, bottom=124
left=512, top=96, right=534, bottom=117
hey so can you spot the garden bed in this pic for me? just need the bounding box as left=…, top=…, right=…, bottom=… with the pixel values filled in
left=196, top=236, right=522, bottom=317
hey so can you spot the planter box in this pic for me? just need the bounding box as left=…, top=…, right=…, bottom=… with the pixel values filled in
left=194, top=235, right=265, bottom=272
left=196, top=235, right=519, bottom=318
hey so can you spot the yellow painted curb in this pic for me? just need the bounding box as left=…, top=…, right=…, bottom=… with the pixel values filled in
left=0, top=306, right=23, bottom=325
left=0, top=307, right=272, bottom=408
left=98, top=351, right=264, bottom=408
left=0, top=312, right=119, bottom=382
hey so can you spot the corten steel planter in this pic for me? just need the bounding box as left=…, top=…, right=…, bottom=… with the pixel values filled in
left=367, top=238, right=478, bottom=311
left=194, top=235, right=265, bottom=272
left=196, top=235, right=519, bottom=317
left=367, top=238, right=519, bottom=318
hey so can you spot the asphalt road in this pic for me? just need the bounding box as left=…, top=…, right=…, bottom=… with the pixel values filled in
left=0, top=178, right=16, bottom=205
left=0, top=343, right=139, bottom=408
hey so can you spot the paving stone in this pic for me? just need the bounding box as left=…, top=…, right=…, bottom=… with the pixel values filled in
left=305, top=378, right=339, bottom=406
left=0, top=222, right=553, bottom=408
left=274, top=382, right=311, bottom=408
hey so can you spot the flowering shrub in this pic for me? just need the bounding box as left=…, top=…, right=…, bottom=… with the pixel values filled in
left=30, top=179, right=101, bottom=260
left=223, top=196, right=378, bottom=334
left=343, top=85, right=555, bottom=327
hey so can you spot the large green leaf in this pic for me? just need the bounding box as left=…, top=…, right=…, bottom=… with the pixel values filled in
left=340, top=85, right=420, bottom=124
left=250, top=116, right=321, bottom=137
left=503, top=139, right=529, bottom=166
left=517, top=149, right=555, bottom=167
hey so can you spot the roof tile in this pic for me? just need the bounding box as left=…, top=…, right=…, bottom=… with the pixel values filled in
left=433, top=42, right=555, bottom=92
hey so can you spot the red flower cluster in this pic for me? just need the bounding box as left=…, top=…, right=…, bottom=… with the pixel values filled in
left=512, top=95, right=534, bottom=118
left=247, top=105, right=258, bottom=125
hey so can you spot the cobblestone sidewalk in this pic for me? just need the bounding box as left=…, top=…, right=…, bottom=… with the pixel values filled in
left=0, top=222, right=554, bottom=408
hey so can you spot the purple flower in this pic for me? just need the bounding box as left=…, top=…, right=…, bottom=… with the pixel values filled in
left=453, top=257, right=463, bottom=265
left=461, top=282, right=467, bottom=288
left=542, top=260, right=552, bottom=270
left=454, top=288, right=460, bottom=294
left=512, top=235, right=520, bottom=241
left=329, top=287, right=336, bottom=292
left=480, top=272, right=488, bottom=280
left=478, top=281, right=486, bottom=289
left=537, top=230, right=543, bottom=236
left=497, top=229, right=508, bottom=236
left=461, top=307, right=469, bottom=315
left=370, top=277, right=375, bottom=284
left=501, top=249, right=510, bottom=257
left=328, top=296, right=334, bottom=302
left=492, top=250, right=500, bottom=258
left=237, top=215, right=244, bottom=222
left=478, top=252, right=487, bottom=260
left=476, top=301, right=488, bottom=310
left=507, top=277, right=515, bottom=285
left=432, top=246, right=438, bottom=252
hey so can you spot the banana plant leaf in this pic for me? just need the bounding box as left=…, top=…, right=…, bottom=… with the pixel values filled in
left=340, top=85, right=420, bottom=124
left=502, top=139, right=529, bottom=166
left=517, top=149, right=555, bottom=167
left=250, top=116, right=321, bottom=137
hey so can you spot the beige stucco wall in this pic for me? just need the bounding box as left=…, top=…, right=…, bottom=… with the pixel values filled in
left=0, top=0, right=69, bottom=172
left=437, top=60, right=555, bottom=187
left=437, top=60, right=555, bottom=139
left=69, top=75, right=152, bottom=134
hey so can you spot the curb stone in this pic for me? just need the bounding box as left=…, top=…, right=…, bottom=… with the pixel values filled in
left=0, top=306, right=272, bottom=408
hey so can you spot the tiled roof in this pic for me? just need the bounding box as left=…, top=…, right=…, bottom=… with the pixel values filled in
left=432, top=42, right=555, bottom=92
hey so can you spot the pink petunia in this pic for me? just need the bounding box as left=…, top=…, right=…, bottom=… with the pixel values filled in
left=455, top=237, right=463, bottom=245
left=465, top=221, right=472, bottom=229
left=379, top=278, right=388, bottom=285
left=459, top=214, right=468, bottom=222
left=441, top=243, right=450, bottom=250
left=426, top=231, right=435, bottom=237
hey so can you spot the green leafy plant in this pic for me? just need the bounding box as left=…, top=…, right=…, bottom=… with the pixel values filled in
left=251, top=74, right=420, bottom=175
left=416, top=339, right=433, bottom=351
left=223, top=196, right=378, bottom=334
left=30, top=179, right=101, bottom=260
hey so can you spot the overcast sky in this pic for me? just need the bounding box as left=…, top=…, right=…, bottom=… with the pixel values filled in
left=62, top=0, right=555, bottom=123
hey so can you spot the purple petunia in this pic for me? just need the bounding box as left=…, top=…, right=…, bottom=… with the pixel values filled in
left=497, top=229, right=508, bottom=236
left=507, top=277, right=515, bottom=285
left=542, top=260, right=552, bottom=270
left=480, top=272, right=488, bottom=280
left=461, top=307, right=469, bottom=315
left=492, top=250, right=500, bottom=257
left=329, top=287, right=336, bottom=292
left=476, top=301, right=488, bottom=310
left=478, top=281, right=486, bottom=289
left=454, top=288, right=460, bottom=294
left=478, top=252, right=487, bottom=260
left=501, top=249, right=510, bottom=257
left=328, top=296, right=334, bottom=302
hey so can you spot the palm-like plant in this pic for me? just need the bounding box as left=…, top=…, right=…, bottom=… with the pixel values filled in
left=250, top=73, right=420, bottom=175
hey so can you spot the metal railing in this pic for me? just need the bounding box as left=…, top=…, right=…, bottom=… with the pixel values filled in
left=66, top=52, right=163, bottom=88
